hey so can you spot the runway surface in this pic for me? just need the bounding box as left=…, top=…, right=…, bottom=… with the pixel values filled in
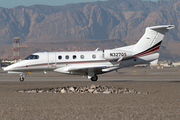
left=1, top=67, right=180, bottom=82
left=0, top=67, right=180, bottom=120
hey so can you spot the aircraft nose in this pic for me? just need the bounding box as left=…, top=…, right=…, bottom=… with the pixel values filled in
left=3, top=65, right=13, bottom=71
left=3, top=66, right=9, bottom=71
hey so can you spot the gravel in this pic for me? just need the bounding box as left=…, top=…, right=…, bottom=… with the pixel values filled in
left=16, top=85, right=148, bottom=94
left=0, top=82, right=180, bottom=120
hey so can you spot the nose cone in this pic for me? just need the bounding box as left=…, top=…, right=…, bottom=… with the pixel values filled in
left=3, top=65, right=14, bottom=71
left=3, top=61, right=25, bottom=72
left=3, top=66, right=9, bottom=71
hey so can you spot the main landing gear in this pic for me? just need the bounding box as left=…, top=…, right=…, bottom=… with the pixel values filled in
left=90, top=75, right=98, bottom=81
left=19, top=74, right=24, bottom=82
left=88, top=70, right=98, bottom=81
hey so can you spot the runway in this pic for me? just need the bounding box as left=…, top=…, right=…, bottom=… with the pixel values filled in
left=0, top=67, right=180, bottom=82
left=0, top=67, right=180, bottom=120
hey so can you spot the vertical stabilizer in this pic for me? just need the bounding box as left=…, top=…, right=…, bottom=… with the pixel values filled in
left=133, top=25, right=174, bottom=57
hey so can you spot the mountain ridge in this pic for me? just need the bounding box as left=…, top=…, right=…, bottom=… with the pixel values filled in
left=0, top=0, right=180, bottom=60
left=0, top=0, right=179, bottom=44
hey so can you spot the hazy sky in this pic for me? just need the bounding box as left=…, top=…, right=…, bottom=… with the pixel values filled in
left=0, top=0, right=159, bottom=8
left=0, top=0, right=107, bottom=8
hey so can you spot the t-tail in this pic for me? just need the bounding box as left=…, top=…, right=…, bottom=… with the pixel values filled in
left=133, top=25, right=174, bottom=57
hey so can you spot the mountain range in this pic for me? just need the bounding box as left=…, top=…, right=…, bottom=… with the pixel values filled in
left=0, top=0, right=180, bottom=60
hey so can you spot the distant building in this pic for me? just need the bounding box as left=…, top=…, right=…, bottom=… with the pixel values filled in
left=2, top=59, right=21, bottom=63
left=172, top=62, right=180, bottom=67
left=1, top=59, right=22, bottom=69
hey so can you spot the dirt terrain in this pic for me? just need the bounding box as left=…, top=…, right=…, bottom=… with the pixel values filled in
left=0, top=67, right=180, bottom=120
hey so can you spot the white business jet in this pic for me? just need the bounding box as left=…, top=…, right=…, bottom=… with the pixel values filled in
left=4, top=25, right=174, bottom=82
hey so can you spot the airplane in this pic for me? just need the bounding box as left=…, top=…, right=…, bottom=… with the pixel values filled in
left=3, top=25, right=174, bottom=82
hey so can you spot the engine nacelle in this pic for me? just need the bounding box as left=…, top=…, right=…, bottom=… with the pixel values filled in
left=103, top=50, right=132, bottom=60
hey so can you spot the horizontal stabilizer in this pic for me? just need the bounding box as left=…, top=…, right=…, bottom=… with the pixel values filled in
left=149, top=25, right=175, bottom=30
left=150, top=59, right=158, bottom=65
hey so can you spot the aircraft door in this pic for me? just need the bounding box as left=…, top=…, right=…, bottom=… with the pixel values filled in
left=48, top=52, right=57, bottom=69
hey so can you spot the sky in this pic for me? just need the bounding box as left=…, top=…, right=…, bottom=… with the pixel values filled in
left=0, top=0, right=107, bottom=8
left=0, top=0, right=159, bottom=8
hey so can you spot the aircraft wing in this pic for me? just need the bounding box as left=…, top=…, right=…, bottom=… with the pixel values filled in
left=68, top=66, right=108, bottom=71
left=54, top=65, right=110, bottom=74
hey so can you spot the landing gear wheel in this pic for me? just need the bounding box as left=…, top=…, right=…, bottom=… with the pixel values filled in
left=91, top=75, right=98, bottom=81
left=19, top=77, right=24, bottom=82
left=19, top=73, right=24, bottom=82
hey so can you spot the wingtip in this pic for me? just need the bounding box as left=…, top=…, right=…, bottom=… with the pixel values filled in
left=167, top=25, right=175, bottom=29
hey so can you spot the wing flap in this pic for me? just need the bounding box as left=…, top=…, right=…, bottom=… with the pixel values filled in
left=68, top=66, right=108, bottom=71
left=54, top=65, right=109, bottom=74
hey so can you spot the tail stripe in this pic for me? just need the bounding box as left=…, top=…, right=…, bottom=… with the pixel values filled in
left=134, top=41, right=162, bottom=57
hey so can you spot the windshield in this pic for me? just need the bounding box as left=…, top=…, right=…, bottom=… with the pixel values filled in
left=24, top=55, right=39, bottom=60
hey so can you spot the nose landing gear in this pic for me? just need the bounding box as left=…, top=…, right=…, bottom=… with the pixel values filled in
left=19, top=74, right=24, bottom=82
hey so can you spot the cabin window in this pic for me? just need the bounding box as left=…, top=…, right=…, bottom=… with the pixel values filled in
left=73, top=55, right=76, bottom=59
left=80, top=55, right=84, bottom=59
left=25, top=55, right=39, bottom=60
left=58, top=56, right=62, bottom=60
left=92, top=54, right=96, bottom=59
left=65, top=55, right=69, bottom=59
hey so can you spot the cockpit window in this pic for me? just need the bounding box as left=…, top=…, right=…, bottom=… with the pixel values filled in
left=25, top=55, right=39, bottom=60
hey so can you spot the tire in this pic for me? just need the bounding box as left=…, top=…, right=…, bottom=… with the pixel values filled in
left=19, top=77, right=24, bottom=82
left=91, top=75, right=98, bottom=81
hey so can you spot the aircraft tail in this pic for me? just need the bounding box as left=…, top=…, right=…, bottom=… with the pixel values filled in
left=133, top=25, right=174, bottom=57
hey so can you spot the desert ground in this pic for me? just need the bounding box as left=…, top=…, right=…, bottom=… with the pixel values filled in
left=0, top=67, right=180, bottom=120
